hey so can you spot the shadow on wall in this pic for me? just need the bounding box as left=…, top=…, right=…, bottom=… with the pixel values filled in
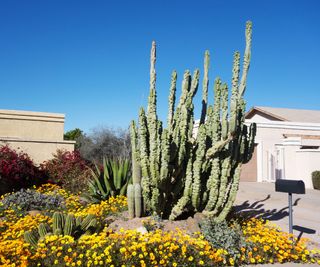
left=232, top=195, right=316, bottom=242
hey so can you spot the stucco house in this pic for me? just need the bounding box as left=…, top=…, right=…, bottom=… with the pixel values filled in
left=241, top=106, right=320, bottom=188
left=0, top=109, right=75, bottom=164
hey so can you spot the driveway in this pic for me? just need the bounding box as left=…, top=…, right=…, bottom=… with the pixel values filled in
left=235, top=182, right=320, bottom=245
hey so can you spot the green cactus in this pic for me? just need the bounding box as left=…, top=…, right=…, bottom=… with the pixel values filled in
left=38, top=223, right=48, bottom=238
left=64, top=213, right=76, bottom=236
left=24, top=212, right=98, bottom=247
left=24, top=230, right=38, bottom=248
left=127, top=184, right=135, bottom=218
left=129, top=21, right=256, bottom=221
left=52, top=212, right=64, bottom=233
left=134, top=183, right=142, bottom=218
left=80, top=214, right=95, bottom=231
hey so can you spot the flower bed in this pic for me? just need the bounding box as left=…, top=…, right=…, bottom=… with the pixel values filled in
left=0, top=184, right=319, bottom=267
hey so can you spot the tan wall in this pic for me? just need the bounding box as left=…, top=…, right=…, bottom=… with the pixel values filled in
left=0, top=109, right=75, bottom=164
left=1, top=140, right=75, bottom=164
left=0, top=109, right=65, bottom=141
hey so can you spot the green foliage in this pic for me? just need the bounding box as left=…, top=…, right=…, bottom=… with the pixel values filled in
left=64, top=128, right=83, bottom=141
left=1, top=188, right=65, bottom=216
left=84, top=158, right=132, bottom=203
left=200, top=218, right=251, bottom=261
left=64, top=128, right=84, bottom=149
left=24, top=212, right=98, bottom=248
left=130, top=22, right=256, bottom=221
left=312, top=171, right=320, bottom=190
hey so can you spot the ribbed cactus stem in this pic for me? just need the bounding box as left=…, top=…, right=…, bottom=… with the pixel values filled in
left=127, top=184, right=135, bottom=219
left=238, top=21, right=252, bottom=98
left=130, top=121, right=141, bottom=184
left=80, top=214, right=95, bottom=231
left=38, top=223, right=48, bottom=238
left=64, top=214, right=76, bottom=236
left=167, top=70, right=177, bottom=133
left=221, top=83, right=229, bottom=140
left=229, top=52, right=240, bottom=134
left=24, top=231, right=38, bottom=248
left=134, top=183, right=142, bottom=217
left=191, top=124, right=206, bottom=210
left=52, top=212, right=64, bottom=233
left=200, top=50, right=210, bottom=125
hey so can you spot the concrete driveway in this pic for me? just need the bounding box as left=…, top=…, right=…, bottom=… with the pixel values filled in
left=235, top=182, right=320, bottom=245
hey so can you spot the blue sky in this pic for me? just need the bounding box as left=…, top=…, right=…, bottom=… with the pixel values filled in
left=0, top=1, right=319, bottom=133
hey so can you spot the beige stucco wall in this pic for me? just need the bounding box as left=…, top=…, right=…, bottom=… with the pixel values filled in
left=0, top=109, right=75, bottom=164
left=246, top=119, right=320, bottom=188
left=295, top=150, right=320, bottom=189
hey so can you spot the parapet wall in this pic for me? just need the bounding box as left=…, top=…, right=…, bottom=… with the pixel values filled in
left=0, top=109, right=75, bottom=164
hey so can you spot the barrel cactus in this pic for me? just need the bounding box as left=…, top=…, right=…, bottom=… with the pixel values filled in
left=24, top=212, right=98, bottom=247
left=129, top=21, right=256, bottom=222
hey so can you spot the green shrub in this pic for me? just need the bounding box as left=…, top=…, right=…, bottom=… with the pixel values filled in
left=199, top=218, right=251, bottom=262
left=312, top=171, right=320, bottom=190
left=83, top=158, right=132, bottom=203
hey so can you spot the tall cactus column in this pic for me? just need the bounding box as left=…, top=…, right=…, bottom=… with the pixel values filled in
left=127, top=121, right=143, bottom=218
left=128, top=21, right=255, bottom=221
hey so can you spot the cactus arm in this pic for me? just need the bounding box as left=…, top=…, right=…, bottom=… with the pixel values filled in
left=200, top=50, right=210, bottom=125
left=204, top=158, right=220, bottom=211
left=229, top=52, right=240, bottom=134
left=159, top=129, right=170, bottom=186
left=191, top=124, right=206, bottom=211
left=169, top=150, right=194, bottom=220
left=238, top=21, right=252, bottom=98
left=211, top=78, right=222, bottom=142
left=221, top=83, right=229, bottom=140
left=130, top=121, right=141, bottom=185
left=147, top=41, right=157, bottom=116
left=167, top=70, right=177, bottom=133
left=206, top=134, right=233, bottom=159
left=215, top=163, right=242, bottom=222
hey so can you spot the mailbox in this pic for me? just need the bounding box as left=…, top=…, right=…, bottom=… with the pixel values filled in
left=275, top=179, right=305, bottom=194
left=275, top=179, right=305, bottom=236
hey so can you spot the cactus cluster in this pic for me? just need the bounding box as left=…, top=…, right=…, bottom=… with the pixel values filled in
left=24, top=212, right=98, bottom=247
left=128, top=21, right=256, bottom=221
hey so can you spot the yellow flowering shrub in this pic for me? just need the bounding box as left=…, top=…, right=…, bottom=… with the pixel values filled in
left=0, top=184, right=319, bottom=266
left=29, top=228, right=225, bottom=267
left=242, top=218, right=320, bottom=265
left=0, top=214, right=51, bottom=267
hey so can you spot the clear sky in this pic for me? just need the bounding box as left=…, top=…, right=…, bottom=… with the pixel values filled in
left=0, top=0, right=319, bottom=133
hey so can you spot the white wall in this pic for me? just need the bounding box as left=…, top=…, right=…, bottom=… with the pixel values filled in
left=246, top=119, right=320, bottom=188
left=296, top=150, right=320, bottom=189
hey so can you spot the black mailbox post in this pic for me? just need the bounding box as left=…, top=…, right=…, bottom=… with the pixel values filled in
left=275, top=179, right=305, bottom=235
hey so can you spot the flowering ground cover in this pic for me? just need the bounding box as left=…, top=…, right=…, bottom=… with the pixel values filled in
left=0, top=184, right=319, bottom=267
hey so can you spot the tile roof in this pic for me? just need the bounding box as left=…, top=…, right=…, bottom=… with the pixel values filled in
left=246, top=106, right=320, bottom=123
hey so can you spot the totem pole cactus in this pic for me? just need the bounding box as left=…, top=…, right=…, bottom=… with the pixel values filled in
left=128, top=21, right=256, bottom=222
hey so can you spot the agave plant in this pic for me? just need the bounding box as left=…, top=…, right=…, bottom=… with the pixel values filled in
left=84, top=158, right=132, bottom=203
